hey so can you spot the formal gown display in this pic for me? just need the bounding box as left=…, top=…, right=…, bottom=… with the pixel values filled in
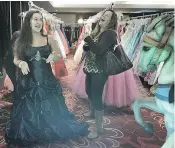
left=5, top=44, right=88, bottom=146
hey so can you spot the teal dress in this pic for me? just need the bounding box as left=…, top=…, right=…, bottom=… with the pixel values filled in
left=5, top=44, right=88, bottom=147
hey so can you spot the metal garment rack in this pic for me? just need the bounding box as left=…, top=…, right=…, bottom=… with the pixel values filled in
left=9, top=1, right=12, bottom=38
left=28, top=1, right=64, bottom=24
left=130, top=11, right=174, bottom=19
left=84, top=2, right=116, bottom=24
left=19, top=1, right=64, bottom=24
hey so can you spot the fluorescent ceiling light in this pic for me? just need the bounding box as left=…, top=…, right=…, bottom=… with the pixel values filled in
left=50, top=0, right=174, bottom=7
left=125, top=0, right=173, bottom=4
left=50, top=0, right=174, bottom=9
left=51, top=0, right=113, bottom=5
left=50, top=0, right=124, bottom=7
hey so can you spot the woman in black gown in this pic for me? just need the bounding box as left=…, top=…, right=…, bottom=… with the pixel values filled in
left=5, top=10, right=88, bottom=147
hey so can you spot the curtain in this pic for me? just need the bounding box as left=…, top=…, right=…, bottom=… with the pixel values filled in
left=11, top=1, right=22, bottom=33
left=1, top=1, right=28, bottom=86
left=0, top=1, right=10, bottom=74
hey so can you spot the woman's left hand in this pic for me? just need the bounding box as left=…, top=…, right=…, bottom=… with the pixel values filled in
left=46, top=53, right=54, bottom=63
left=82, top=32, right=89, bottom=40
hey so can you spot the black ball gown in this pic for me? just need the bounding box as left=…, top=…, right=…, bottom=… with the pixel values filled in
left=5, top=44, right=88, bottom=146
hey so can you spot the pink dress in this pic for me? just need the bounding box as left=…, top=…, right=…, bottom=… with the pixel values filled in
left=103, top=69, right=139, bottom=107
left=72, top=60, right=139, bottom=108
left=72, top=60, right=88, bottom=99
left=4, top=75, right=14, bottom=91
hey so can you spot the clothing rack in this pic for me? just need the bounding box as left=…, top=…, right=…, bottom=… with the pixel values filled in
left=29, top=1, right=64, bottom=24
left=108, top=2, right=115, bottom=10
left=9, top=1, right=12, bottom=38
left=28, top=1, right=47, bottom=13
left=130, top=11, right=174, bottom=20
left=131, top=13, right=159, bottom=20
left=84, top=2, right=116, bottom=24
left=161, top=11, right=174, bottom=15
left=20, top=1, right=23, bottom=27
left=63, top=23, right=82, bottom=27
left=19, top=1, right=64, bottom=24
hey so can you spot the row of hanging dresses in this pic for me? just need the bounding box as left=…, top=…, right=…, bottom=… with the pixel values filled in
left=72, top=22, right=139, bottom=108
left=62, top=26, right=72, bottom=47
left=61, top=26, right=83, bottom=47
left=73, top=26, right=86, bottom=64
left=120, top=18, right=152, bottom=88
left=72, top=26, right=83, bottom=43
left=60, top=25, right=70, bottom=49
left=73, top=23, right=96, bottom=64
left=121, top=18, right=150, bottom=62
left=43, top=18, right=69, bottom=80
left=123, top=14, right=174, bottom=86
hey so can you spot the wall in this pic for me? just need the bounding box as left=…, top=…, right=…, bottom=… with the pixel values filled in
left=56, top=13, right=96, bottom=25
left=56, top=14, right=77, bottom=24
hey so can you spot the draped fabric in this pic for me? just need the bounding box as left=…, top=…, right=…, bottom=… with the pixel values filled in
left=42, top=15, right=69, bottom=79
left=0, top=1, right=10, bottom=74
left=49, top=28, right=68, bottom=79
left=1, top=1, right=28, bottom=87
left=11, top=2, right=22, bottom=33
left=11, top=1, right=29, bottom=32
left=58, top=29, right=70, bottom=55
left=64, top=26, right=72, bottom=47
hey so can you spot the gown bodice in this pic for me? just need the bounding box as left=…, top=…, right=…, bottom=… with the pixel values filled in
left=18, top=45, right=57, bottom=89
left=25, top=44, right=52, bottom=61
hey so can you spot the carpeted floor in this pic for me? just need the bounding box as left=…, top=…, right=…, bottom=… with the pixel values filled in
left=0, top=53, right=166, bottom=148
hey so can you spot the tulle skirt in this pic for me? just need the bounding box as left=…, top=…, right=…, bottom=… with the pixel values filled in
left=72, top=61, right=139, bottom=108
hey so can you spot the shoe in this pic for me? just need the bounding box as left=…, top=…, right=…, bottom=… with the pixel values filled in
left=88, top=110, right=104, bottom=139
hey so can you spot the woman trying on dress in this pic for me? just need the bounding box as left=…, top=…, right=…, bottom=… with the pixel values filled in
left=5, top=10, right=88, bottom=147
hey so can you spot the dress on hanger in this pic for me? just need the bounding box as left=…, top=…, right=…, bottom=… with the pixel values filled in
left=5, top=43, right=88, bottom=146
left=49, top=26, right=68, bottom=79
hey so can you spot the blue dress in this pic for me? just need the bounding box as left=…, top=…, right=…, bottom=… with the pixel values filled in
left=5, top=44, right=88, bottom=146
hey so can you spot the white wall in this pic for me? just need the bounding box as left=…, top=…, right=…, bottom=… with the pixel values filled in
left=56, top=14, right=76, bottom=24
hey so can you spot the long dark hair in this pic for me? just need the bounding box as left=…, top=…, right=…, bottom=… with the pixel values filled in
left=105, top=9, right=118, bottom=30
left=11, top=31, right=20, bottom=47
left=15, top=10, right=44, bottom=60
left=91, top=9, right=118, bottom=39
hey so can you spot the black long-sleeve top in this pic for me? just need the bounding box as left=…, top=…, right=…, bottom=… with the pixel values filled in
left=83, top=30, right=117, bottom=73
left=84, top=30, right=117, bottom=55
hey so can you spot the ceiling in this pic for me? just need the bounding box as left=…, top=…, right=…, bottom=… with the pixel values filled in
left=33, top=1, right=174, bottom=13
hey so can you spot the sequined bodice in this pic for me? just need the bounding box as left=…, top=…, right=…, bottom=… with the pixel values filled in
left=25, top=45, right=52, bottom=62
left=18, top=45, right=57, bottom=89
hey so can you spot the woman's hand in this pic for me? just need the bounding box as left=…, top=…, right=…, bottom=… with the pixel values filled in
left=19, top=61, right=30, bottom=75
left=48, top=35, right=63, bottom=62
left=46, top=53, right=54, bottom=63
left=82, top=32, right=89, bottom=40
left=46, top=51, right=62, bottom=63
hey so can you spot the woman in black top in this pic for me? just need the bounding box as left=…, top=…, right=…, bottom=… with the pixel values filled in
left=82, top=9, right=118, bottom=139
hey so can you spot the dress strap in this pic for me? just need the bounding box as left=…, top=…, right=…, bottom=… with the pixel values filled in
left=47, top=35, right=49, bottom=45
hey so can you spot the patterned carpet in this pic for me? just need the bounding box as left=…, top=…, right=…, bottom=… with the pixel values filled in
left=0, top=53, right=166, bottom=148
